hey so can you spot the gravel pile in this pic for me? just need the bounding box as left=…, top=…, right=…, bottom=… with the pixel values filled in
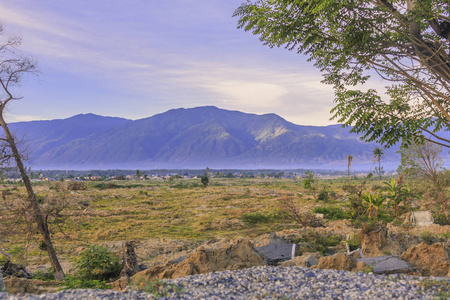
left=1, top=266, right=448, bottom=299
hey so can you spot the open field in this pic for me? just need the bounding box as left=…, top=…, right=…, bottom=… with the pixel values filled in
left=0, top=176, right=448, bottom=270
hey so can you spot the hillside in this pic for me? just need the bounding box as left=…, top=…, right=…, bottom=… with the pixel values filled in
left=8, top=107, right=401, bottom=170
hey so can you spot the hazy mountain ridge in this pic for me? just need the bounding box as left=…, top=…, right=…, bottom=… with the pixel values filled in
left=9, top=107, right=402, bottom=169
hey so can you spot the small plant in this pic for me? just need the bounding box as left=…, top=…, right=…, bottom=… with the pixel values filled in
left=74, top=245, right=121, bottom=281
left=420, top=230, right=434, bottom=245
left=346, top=233, right=361, bottom=251
left=59, top=276, right=110, bottom=290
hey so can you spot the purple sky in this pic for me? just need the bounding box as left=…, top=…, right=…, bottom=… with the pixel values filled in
left=1, top=0, right=340, bottom=125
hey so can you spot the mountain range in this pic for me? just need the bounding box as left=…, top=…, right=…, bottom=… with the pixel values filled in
left=8, top=106, right=406, bottom=170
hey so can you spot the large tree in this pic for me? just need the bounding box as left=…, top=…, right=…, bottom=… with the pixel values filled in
left=0, top=24, right=65, bottom=280
left=234, top=0, right=450, bottom=148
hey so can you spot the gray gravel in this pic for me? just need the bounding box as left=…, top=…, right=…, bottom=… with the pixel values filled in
left=0, top=266, right=449, bottom=299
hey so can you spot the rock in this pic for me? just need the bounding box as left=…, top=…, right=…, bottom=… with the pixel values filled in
left=400, top=242, right=450, bottom=277
left=130, top=238, right=265, bottom=286
left=256, top=237, right=294, bottom=265
left=280, top=253, right=319, bottom=267
left=318, top=253, right=357, bottom=271
left=4, top=276, right=37, bottom=294
left=110, top=276, right=130, bottom=291
left=410, top=211, right=434, bottom=227
left=360, top=227, right=404, bottom=257
left=358, top=255, right=416, bottom=275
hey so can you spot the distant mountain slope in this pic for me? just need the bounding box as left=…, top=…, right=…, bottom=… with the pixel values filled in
left=9, top=114, right=131, bottom=159
left=9, top=107, right=404, bottom=169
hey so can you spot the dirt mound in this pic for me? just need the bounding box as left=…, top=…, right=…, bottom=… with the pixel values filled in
left=130, top=238, right=266, bottom=285
left=317, top=253, right=366, bottom=272
left=400, top=242, right=450, bottom=277
left=360, top=227, right=405, bottom=257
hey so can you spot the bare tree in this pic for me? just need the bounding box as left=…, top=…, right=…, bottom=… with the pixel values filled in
left=399, top=140, right=444, bottom=190
left=0, top=24, right=64, bottom=280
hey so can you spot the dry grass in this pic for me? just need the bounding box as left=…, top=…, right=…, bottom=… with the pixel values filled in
left=0, top=178, right=317, bottom=263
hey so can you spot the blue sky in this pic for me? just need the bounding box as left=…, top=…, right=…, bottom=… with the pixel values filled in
left=1, top=0, right=338, bottom=125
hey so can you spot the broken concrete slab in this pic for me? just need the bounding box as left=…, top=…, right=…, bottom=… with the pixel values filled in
left=358, top=255, right=416, bottom=275
left=410, top=211, right=434, bottom=227
left=256, top=238, right=294, bottom=265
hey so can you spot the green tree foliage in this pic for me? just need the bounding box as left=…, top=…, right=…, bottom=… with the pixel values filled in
left=201, top=173, right=209, bottom=187
left=234, top=1, right=450, bottom=149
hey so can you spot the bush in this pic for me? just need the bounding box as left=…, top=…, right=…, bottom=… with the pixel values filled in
left=317, top=190, right=329, bottom=202
left=241, top=212, right=272, bottom=225
left=74, top=245, right=121, bottom=281
left=92, top=182, right=118, bottom=190
left=434, top=213, right=450, bottom=225
left=313, top=206, right=350, bottom=220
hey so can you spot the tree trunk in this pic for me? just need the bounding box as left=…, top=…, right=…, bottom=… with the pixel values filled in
left=120, top=241, right=140, bottom=278
left=0, top=115, right=65, bottom=280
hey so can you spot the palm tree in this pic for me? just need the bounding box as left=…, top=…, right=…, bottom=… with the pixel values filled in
left=373, top=147, right=384, bottom=180
left=346, top=155, right=353, bottom=179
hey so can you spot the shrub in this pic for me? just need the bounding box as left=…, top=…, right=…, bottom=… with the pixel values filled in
left=241, top=212, right=272, bottom=225
left=313, top=206, right=350, bottom=220
left=92, top=182, right=118, bottom=190
left=317, top=190, right=329, bottom=202
left=74, top=245, right=121, bottom=281
left=434, top=213, right=450, bottom=226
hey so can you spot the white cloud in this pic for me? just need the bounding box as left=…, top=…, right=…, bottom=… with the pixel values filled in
left=206, top=81, right=288, bottom=107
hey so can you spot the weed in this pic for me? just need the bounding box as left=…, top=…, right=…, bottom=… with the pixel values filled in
left=420, top=230, right=434, bottom=245
left=32, top=268, right=55, bottom=281
left=132, top=278, right=183, bottom=297
left=59, top=276, right=110, bottom=290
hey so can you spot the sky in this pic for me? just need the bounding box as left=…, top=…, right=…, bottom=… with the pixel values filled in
left=0, top=0, right=338, bottom=125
